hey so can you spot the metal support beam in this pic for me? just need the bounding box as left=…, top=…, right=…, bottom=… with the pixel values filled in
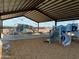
left=0, top=9, right=34, bottom=16
left=38, top=23, right=39, bottom=32
left=0, top=15, right=3, bottom=38
left=55, top=20, right=57, bottom=27
left=0, top=15, right=1, bottom=38
left=35, top=8, right=56, bottom=21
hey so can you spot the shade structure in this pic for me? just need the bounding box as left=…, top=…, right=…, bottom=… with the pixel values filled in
left=0, top=0, right=79, bottom=22
left=24, top=10, right=51, bottom=22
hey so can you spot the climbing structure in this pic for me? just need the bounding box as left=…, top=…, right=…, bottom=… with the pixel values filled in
left=49, top=23, right=79, bottom=46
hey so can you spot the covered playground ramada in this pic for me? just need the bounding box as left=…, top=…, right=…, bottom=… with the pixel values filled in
left=0, top=0, right=79, bottom=59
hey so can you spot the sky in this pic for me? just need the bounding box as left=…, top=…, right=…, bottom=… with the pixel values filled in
left=3, top=17, right=38, bottom=27
left=3, top=17, right=55, bottom=27
left=3, top=16, right=79, bottom=27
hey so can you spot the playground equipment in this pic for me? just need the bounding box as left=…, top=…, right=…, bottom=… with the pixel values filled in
left=50, top=23, right=79, bottom=46
left=57, top=25, right=71, bottom=46
left=2, top=24, right=49, bottom=40
left=49, top=27, right=59, bottom=44
left=16, top=24, right=24, bottom=32
left=66, top=23, right=79, bottom=38
left=14, top=24, right=34, bottom=34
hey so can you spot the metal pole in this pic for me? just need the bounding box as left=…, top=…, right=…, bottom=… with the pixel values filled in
left=0, top=15, right=3, bottom=38
left=0, top=15, right=2, bottom=38
left=55, top=20, right=57, bottom=27
left=38, top=22, right=39, bottom=32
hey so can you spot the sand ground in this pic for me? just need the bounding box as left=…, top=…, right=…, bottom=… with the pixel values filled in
left=1, top=39, right=79, bottom=59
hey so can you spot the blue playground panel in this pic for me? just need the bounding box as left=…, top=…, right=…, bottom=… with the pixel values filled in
left=74, top=32, right=79, bottom=38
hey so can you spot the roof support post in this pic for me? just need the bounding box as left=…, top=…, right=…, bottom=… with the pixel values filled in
left=0, top=16, right=3, bottom=38
left=55, top=20, right=57, bottom=27
left=38, top=22, right=39, bottom=32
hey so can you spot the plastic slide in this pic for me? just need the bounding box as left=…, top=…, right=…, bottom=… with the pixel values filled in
left=62, top=33, right=71, bottom=47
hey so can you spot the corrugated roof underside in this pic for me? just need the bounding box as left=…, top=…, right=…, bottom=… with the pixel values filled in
left=0, top=0, right=79, bottom=22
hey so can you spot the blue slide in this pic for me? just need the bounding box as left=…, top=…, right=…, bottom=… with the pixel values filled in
left=61, top=33, right=71, bottom=46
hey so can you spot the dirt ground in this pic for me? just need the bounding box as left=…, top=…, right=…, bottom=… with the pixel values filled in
left=0, top=48, right=2, bottom=59
left=1, top=39, right=79, bottom=59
